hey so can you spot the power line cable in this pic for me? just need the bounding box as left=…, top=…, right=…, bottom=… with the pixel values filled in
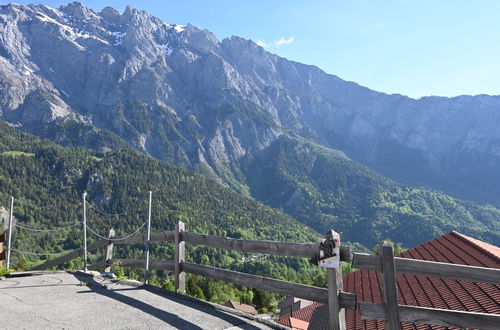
left=85, top=223, right=145, bottom=241
left=15, top=222, right=80, bottom=232
left=85, top=201, right=131, bottom=217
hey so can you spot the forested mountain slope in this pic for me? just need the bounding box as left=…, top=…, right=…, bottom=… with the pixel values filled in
left=0, top=121, right=319, bottom=262
left=242, top=136, right=500, bottom=247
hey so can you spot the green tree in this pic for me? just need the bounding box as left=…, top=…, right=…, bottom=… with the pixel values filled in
left=374, top=239, right=406, bottom=255
left=252, top=289, right=274, bottom=311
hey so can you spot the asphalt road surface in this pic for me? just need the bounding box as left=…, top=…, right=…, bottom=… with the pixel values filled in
left=0, top=271, right=283, bottom=329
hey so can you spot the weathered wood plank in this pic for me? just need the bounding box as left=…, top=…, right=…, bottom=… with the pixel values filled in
left=395, top=257, right=500, bottom=284
left=104, top=229, right=115, bottom=273
left=110, top=258, right=175, bottom=271
left=29, top=239, right=107, bottom=271
left=181, top=261, right=356, bottom=310
left=151, top=231, right=175, bottom=243
left=359, top=302, right=500, bottom=329
left=111, top=233, right=143, bottom=245
left=182, top=232, right=352, bottom=262
left=103, top=230, right=354, bottom=263
left=175, top=222, right=185, bottom=292
left=352, top=253, right=382, bottom=270
left=324, top=230, right=345, bottom=330
left=339, top=291, right=356, bottom=311
left=380, top=244, right=400, bottom=329
left=328, top=268, right=344, bottom=329
left=182, top=261, right=329, bottom=303
left=112, top=231, right=175, bottom=245
left=0, top=243, right=4, bottom=267
left=352, top=253, right=500, bottom=284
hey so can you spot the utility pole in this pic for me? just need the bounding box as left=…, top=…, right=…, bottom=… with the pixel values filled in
left=6, top=196, right=14, bottom=269
left=82, top=192, right=88, bottom=273
left=144, top=191, right=152, bottom=284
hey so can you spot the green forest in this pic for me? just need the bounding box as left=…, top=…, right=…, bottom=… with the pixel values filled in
left=242, top=135, right=500, bottom=247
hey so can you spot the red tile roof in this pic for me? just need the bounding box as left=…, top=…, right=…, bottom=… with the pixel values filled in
left=451, top=230, right=500, bottom=263
left=278, top=302, right=322, bottom=328
left=278, top=231, right=500, bottom=330
left=223, top=300, right=258, bottom=315
left=290, top=317, right=309, bottom=330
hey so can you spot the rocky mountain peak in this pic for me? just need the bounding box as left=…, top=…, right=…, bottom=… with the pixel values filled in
left=59, top=1, right=97, bottom=21
left=178, top=24, right=219, bottom=53
left=99, top=6, right=120, bottom=23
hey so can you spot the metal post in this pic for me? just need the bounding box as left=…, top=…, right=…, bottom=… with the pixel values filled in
left=82, top=192, right=88, bottom=273
left=144, top=191, right=152, bottom=284
left=6, top=197, right=14, bottom=269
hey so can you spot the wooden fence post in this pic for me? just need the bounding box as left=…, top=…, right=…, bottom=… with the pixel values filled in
left=380, top=243, right=401, bottom=329
left=174, top=221, right=185, bottom=293
left=103, top=229, right=115, bottom=273
left=324, top=230, right=345, bottom=330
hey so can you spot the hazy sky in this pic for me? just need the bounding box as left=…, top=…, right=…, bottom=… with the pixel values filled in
left=5, top=0, right=500, bottom=98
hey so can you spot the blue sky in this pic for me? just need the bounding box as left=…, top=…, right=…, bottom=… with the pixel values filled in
left=5, top=0, right=500, bottom=98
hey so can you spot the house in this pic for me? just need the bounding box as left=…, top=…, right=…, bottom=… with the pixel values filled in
left=223, top=300, right=258, bottom=315
left=278, top=302, right=322, bottom=329
left=278, top=231, right=500, bottom=329
left=278, top=296, right=314, bottom=316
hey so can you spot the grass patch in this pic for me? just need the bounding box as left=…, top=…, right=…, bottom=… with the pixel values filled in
left=88, top=155, right=103, bottom=162
left=1, top=151, right=35, bottom=158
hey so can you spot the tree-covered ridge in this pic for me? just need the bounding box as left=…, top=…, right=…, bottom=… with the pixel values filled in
left=0, top=120, right=320, bottom=260
left=243, top=136, right=500, bottom=247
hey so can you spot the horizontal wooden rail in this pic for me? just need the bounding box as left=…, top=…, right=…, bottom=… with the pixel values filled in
left=30, top=239, right=107, bottom=271
left=99, top=257, right=356, bottom=309
left=112, top=231, right=175, bottom=245
left=112, top=258, right=175, bottom=270
left=181, top=261, right=356, bottom=310
left=110, top=230, right=352, bottom=262
left=182, top=232, right=352, bottom=262
left=352, top=253, right=500, bottom=284
left=359, top=302, right=500, bottom=329
left=91, top=258, right=175, bottom=272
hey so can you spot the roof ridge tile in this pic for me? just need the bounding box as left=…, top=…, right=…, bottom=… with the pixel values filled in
left=450, top=231, right=500, bottom=265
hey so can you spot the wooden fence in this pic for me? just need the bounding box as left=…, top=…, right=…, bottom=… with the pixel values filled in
left=352, top=243, right=500, bottom=330
left=27, top=224, right=500, bottom=329
left=30, top=221, right=355, bottom=330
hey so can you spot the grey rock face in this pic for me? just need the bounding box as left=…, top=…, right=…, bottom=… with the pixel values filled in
left=1, top=2, right=500, bottom=202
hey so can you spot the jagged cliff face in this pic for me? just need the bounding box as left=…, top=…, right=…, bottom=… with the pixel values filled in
left=1, top=2, right=500, bottom=203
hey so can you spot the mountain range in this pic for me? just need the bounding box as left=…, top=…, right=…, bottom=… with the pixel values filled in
left=0, top=2, right=499, bottom=248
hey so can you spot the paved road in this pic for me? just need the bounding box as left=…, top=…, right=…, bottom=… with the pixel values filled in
left=0, top=271, right=283, bottom=329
